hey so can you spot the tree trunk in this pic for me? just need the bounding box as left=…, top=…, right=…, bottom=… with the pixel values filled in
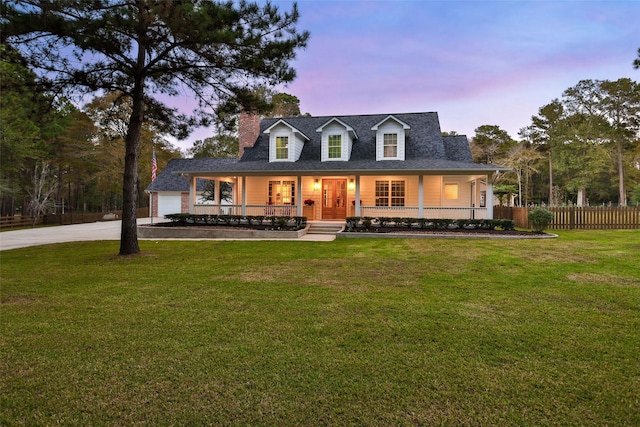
left=617, top=142, right=626, bottom=206
left=119, top=77, right=144, bottom=255
left=577, top=188, right=587, bottom=206
left=548, top=152, right=553, bottom=206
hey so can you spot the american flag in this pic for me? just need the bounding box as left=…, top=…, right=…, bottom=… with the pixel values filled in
left=152, top=150, right=157, bottom=182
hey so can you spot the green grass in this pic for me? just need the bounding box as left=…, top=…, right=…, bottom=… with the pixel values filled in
left=1, top=231, right=639, bottom=426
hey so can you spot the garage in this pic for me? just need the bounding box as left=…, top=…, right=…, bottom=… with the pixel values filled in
left=157, top=192, right=183, bottom=217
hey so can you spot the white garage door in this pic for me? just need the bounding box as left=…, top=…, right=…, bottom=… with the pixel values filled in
left=158, top=194, right=182, bottom=217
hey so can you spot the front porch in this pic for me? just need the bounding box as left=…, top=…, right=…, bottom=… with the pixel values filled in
left=192, top=203, right=490, bottom=220
left=184, top=173, right=496, bottom=221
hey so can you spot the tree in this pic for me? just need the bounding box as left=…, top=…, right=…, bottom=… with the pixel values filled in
left=27, top=162, right=57, bottom=226
left=502, top=142, right=543, bottom=206
left=4, top=1, right=309, bottom=255
left=470, top=125, right=516, bottom=164
left=599, top=78, right=640, bottom=206
left=563, top=79, right=640, bottom=205
left=85, top=91, right=181, bottom=211
left=270, top=93, right=302, bottom=117
left=187, top=91, right=304, bottom=158
left=524, top=100, right=565, bottom=205
left=189, top=135, right=238, bottom=158
left=634, top=48, right=640, bottom=69
left=51, top=106, right=96, bottom=213
left=0, top=44, right=59, bottom=216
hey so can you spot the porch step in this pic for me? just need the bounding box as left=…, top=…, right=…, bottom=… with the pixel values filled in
left=307, top=222, right=345, bottom=235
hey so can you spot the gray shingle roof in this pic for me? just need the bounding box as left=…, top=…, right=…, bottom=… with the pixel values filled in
left=147, top=112, right=508, bottom=192
left=146, top=158, right=237, bottom=192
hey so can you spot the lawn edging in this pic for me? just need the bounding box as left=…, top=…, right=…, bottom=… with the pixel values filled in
left=137, top=224, right=310, bottom=239
left=337, top=231, right=558, bottom=239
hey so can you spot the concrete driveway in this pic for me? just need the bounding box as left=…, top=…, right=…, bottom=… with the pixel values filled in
left=0, top=218, right=334, bottom=251
left=0, top=219, right=146, bottom=251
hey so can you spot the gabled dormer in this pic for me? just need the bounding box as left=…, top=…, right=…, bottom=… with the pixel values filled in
left=264, top=119, right=309, bottom=162
left=316, top=118, right=358, bottom=162
left=371, top=115, right=410, bottom=161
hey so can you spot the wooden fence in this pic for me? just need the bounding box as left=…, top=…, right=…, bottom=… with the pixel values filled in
left=494, top=206, right=640, bottom=230
left=0, top=216, right=42, bottom=229
left=43, top=208, right=149, bottom=226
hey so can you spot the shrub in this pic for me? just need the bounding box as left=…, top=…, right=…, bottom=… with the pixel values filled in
left=529, top=208, right=553, bottom=232
left=164, top=213, right=190, bottom=223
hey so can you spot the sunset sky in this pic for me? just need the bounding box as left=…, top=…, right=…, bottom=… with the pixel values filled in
left=180, top=0, right=639, bottom=149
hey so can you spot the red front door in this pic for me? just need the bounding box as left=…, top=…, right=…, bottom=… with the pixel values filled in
left=322, top=179, right=347, bottom=220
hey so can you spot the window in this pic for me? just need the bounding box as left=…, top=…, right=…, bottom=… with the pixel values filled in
left=383, top=133, right=398, bottom=158
left=375, top=181, right=389, bottom=206
left=269, top=180, right=295, bottom=205
left=275, top=136, right=289, bottom=160
left=444, top=183, right=459, bottom=200
left=391, top=181, right=405, bottom=206
left=328, top=134, right=342, bottom=159
left=376, top=180, right=405, bottom=206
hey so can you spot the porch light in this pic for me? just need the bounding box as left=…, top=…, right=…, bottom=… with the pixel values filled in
left=313, top=179, right=320, bottom=191
left=348, top=179, right=355, bottom=191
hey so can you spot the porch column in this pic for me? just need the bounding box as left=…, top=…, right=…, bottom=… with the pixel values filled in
left=213, top=179, right=219, bottom=205
left=189, top=175, right=196, bottom=214
left=355, top=175, right=361, bottom=217
left=297, top=176, right=302, bottom=216
left=418, top=175, right=424, bottom=218
left=487, top=174, right=494, bottom=219
left=241, top=176, right=247, bottom=216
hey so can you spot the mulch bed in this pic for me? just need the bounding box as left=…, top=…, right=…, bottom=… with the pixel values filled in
left=149, top=221, right=300, bottom=231
left=345, top=227, right=543, bottom=236
left=150, top=221, right=546, bottom=237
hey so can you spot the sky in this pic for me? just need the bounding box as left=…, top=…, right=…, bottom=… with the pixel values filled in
left=178, top=0, right=639, bottom=150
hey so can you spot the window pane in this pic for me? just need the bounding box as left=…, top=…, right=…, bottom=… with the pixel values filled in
left=282, top=180, right=295, bottom=204
left=328, top=135, right=341, bottom=159
left=383, top=133, right=397, bottom=158
left=268, top=181, right=275, bottom=204
left=276, top=136, right=288, bottom=160
left=391, top=180, right=405, bottom=206
left=444, top=183, right=459, bottom=200
left=375, top=180, right=389, bottom=206
left=269, top=180, right=295, bottom=204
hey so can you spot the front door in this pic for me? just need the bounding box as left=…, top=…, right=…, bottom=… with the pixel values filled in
left=322, top=179, right=347, bottom=220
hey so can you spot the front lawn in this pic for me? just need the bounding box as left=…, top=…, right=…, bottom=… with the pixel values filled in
left=1, top=231, right=639, bottom=425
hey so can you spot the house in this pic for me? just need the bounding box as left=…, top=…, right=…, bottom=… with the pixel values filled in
left=146, top=112, right=509, bottom=221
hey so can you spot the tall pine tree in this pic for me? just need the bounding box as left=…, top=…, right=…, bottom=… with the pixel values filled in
left=3, top=1, right=309, bottom=254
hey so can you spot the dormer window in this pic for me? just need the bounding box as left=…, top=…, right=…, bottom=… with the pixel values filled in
left=328, top=135, right=342, bottom=159
left=383, top=133, right=398, bottom=158
left=264, top=119, right=309, bottom=162
left=317, top=118, right=357, bottom=162
left=372, top=115, right=410, bottom=161
left=275, top=136, right=289, bottom=160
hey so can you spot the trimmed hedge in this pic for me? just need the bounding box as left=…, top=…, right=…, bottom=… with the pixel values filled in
left=345, top=216, right=515, bottom=232
left=164, top=213, right=307, bottom=230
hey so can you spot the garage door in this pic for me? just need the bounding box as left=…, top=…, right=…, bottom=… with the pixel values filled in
left=158, top=195, right=182, bottom=217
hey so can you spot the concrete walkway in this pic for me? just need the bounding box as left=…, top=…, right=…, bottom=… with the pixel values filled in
left=0, top=218, right=335, bottom=251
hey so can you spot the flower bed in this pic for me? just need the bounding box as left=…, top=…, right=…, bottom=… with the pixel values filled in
left=344, top=217, right=515, bottom=232
left=162, top=213, right=307, bottom=231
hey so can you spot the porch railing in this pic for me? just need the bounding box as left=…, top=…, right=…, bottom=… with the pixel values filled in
left=359, top=206, right=488, bottom=219
left=193, top=204, right=298, bottom=217
left=194, top=204, right=488, bottom=220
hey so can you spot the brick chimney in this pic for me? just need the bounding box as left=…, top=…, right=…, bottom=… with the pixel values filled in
left=238, top=111, right=261, bottom=158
